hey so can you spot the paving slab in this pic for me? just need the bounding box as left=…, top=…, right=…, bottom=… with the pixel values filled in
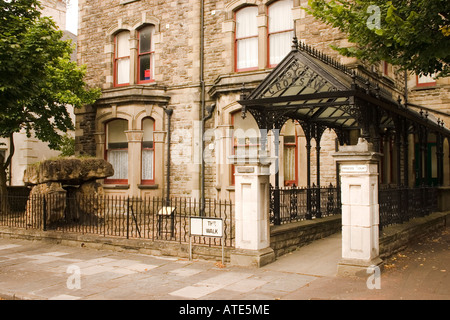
left=0, top=225, right=448, bottom=304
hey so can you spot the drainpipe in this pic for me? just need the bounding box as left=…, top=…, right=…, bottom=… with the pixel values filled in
left=201, top=103, right=216, bottom=214
left=404, top=71, right=408, bottom=105
left=163, top=107, right=173, bottom=206
left=200, top=0, right=206, bottom=215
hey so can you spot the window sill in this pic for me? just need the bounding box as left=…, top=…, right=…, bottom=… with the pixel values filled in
left=209, top=70, right=271, bottom=97
left=411, top=84, right=438, bottom=91
left=382, top=75, right=395, bottom=85
left=97, top=85, right=170, bottom=106
left=138, top=184, right=159, bottom=190
left=103, top=184, right=130, bottom=190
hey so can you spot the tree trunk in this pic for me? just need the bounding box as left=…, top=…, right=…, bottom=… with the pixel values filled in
left=0, top=163, right=9, bottom=215
left=0, top=134, right=14, bottom=215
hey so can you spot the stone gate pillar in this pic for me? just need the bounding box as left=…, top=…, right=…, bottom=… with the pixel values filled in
left=333, top=138, right=383, bottom=276
left=229, top=155, right=276, bottom=268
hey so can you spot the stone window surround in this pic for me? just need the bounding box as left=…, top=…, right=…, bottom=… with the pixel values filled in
left=223, top=0, right=304, bottom=73
left=105, top=15, right=161, bottom=89
left=94, top=102, right=167, bottom=193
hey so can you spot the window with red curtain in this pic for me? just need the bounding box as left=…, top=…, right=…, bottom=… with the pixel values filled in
left=138, top=25, right=155, bottom=83
left=268, top=0, right=294, bottom=68
left=235, top=6, right=259, bottom=71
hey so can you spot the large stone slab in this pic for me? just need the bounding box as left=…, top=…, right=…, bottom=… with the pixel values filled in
left=24, top=158, right=114, bottom=186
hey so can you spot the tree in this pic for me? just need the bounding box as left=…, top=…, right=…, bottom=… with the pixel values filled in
left=0, top=0, right=101, bottom=200
left=306, top=0, right=450, bottom=77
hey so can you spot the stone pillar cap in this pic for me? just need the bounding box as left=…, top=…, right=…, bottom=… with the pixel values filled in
left=333, top=138, right=383, bottom=161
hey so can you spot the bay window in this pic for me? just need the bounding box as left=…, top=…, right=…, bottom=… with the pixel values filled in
left=141, top=118, right=155, bottom=184
left=106, top=119, right=129, bottom=184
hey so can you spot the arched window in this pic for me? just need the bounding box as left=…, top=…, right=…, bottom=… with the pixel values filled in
left=283, top=121, right=298, bottom=186
left=141, top=118, right=155, bottom=184
left=138, top=25, right=155, bottom=83
left=114, top=31, right=130, bottom=86
left=235, top=6, right=259, bottom=71
left=231, top=110, right=261, bottom=185
left=268, top=0, right=294, bottom=67
left=105, top=119, right=128, bottom=184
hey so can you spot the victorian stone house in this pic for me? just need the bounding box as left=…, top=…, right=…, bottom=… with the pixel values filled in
left=74, top=0, right=450, bottom=202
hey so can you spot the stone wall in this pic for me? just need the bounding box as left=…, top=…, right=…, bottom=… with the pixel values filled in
left=379, top=211, right=449, bottom=259
left=270, top=215, right=341, bottom=258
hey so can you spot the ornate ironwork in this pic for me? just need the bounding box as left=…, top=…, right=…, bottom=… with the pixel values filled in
left=379, top=185, right=438, bottom=230
left=269, top=184, right=341, bottom=225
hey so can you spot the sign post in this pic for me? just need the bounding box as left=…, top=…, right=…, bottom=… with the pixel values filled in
left=189, top=217, right=224, bottom=264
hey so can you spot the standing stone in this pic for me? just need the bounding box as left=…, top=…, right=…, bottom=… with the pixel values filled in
left=26, top=182, right=67, bottom=228
left=74, top=180, right=105, bottom=220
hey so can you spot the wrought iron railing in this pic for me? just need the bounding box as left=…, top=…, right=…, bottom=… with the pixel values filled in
left=378, top=185, right=438, bottom=230
left=270, top=184, right=341, bottom=225
left=0, top=193, right=234, bottom=248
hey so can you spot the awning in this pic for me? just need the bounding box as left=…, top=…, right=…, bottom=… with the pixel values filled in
left=238, top=38, right=450, bottom=141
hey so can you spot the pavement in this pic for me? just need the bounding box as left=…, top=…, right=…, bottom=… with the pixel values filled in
left=0, top=225, right=448, bottom=305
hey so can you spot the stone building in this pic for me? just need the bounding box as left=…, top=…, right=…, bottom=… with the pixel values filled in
left=74, top=0, right=450, bottom=201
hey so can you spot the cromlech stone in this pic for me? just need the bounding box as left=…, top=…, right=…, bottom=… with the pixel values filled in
left=26, top=182, right=67, bottom=228
left=23, top=157, right=114, bottom=186
left=24, top=158, right=114, bottom=228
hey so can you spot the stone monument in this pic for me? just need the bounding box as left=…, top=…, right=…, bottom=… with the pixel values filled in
left=23, top=158, right=114, bottom=227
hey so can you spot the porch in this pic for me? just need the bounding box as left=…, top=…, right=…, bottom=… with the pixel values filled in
left=230, top=37, right=450, bottom=271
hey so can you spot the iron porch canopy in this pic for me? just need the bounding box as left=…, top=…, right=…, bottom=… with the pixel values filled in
left=238, top=39, right=450, bottom=141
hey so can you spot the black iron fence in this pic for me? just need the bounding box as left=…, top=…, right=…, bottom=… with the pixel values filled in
left=0, top=193, right=234, bottom=248
left=270, top=184, right=341, bottom=225
left=379, top=185, right=438, bottom=230
left=2, top=184, right=437, bottom=244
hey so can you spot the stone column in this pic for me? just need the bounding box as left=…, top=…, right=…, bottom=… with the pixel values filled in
left=257, top=12, right=268, bottom=70
left=125, top=130, right=144, bottom=195
left=129, top=32, right=138, bottom=86
left=332, top=138, right=383, bottom=276
left=229, top=155, right=276, bottom=268
left=94, top=132, right=106, bottom=159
